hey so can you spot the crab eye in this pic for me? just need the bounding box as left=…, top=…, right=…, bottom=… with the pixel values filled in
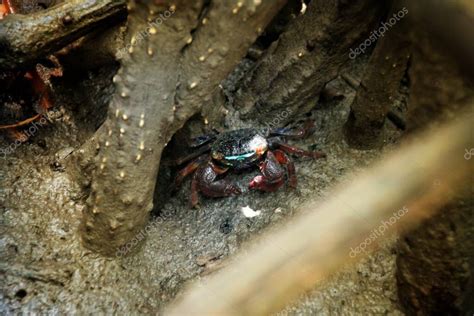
left=255, top=145, right=267, bottom=156
left=212, top=152, right=223, bottom=160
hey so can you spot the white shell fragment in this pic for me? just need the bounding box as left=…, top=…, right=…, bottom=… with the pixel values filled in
left=300, top=2, right=307, bottom=14
left=241, top=205, right=262, bottom=218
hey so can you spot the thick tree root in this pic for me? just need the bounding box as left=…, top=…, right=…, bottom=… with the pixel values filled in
left=234, top=0, right=389, bottom=123
left=0, top=0, right=127, bottom=70
left=344, top=2, right=411, bottom=148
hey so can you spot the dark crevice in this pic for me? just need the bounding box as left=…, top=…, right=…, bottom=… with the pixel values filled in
left=401, top=54, right=412, bottom=88
left=306, top=39, right=316, bottom=52
left=153, top=113, right=208, bottom=215
left=251, top=0, right=301, bottom=51
left=196, top=0, right=212, bottom=22
left=15, top=289, right=27, bottom=300
left=386, top=110, right=406, bottom=130
left=179, top=0, right=212, bottom=54
left=386, top=54, right=411, bottom=131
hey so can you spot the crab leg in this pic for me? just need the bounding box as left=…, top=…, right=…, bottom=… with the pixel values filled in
left=273, top=149, right=297, bottom=188
left=172, top=155, right=208, bottom=190
left=191, top=175, right=200, bottom=208
left=168, top=143, right=212, bottom=166
left=275, top=141, right=326, bottom=159
left=189, top=133, right=217, bottom=148
left=269, top=120, right=316, bottom=139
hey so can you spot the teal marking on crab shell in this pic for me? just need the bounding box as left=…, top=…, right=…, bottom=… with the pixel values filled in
left=225, top=152, right=254, bottom=161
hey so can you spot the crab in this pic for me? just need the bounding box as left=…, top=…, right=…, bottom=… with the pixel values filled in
left=172, top=120, right=326, bottom=207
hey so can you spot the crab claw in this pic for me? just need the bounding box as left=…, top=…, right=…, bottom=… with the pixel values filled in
left=250, top=151, right=287, bottom=192
left=249, top=175, right=265, bottom=190
left=249, top=174, right=284, bottom=192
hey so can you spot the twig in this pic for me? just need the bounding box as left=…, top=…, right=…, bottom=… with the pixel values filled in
left=387, top=109, right=406, bottom=130
left=340, top=73, right=360, bottom=90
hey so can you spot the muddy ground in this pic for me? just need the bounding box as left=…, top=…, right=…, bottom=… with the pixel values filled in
left=0, top=53, right=406, bottom=314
